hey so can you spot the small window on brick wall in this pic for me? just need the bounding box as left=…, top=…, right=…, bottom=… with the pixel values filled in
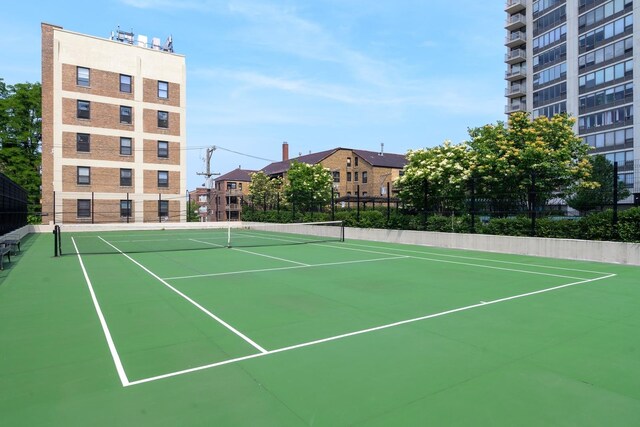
left=77, top=67, right=90, bottom=87
left=77, top=199, right=91, bottom=218
left=158, top=171, right=169, bottom=187
left=120, top=137, right=132, bottom=155
left=158, top=81, right=169, bottom=99
left=158, top=111, right=169, bottom=128
left=120, top=106, right=132, bottom=124
left=77, top=100, right=90, bottom=119
left=77, top=133, right=90, bottom=152
left=120, top=74, right=132, bottom=93
left=158, top=141, right=169, bottom=158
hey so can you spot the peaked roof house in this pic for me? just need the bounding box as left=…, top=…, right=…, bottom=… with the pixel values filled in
left=261, top=143, right=407, bottom=199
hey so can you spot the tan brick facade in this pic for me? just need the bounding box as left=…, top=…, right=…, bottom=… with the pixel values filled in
left=62, top=132, right=136, bottom=161
left=41, top=23, right=187, bottom=224
left=143, top=78, right=180, bottom=107
left=62, top=98, right=136, bottom=131
left=143, top=108, right=180, bottom=136
left=61, top=64, right=135, bottom=101
left=143, top=139, right=180, bottom=165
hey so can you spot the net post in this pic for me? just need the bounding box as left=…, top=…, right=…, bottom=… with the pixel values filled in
left=340, top=220, right=345, bottom=242
left=53, top=225, right=61, bottom=257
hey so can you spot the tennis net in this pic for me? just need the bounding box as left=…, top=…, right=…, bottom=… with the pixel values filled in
left=59, top=221, right=344, bottom=255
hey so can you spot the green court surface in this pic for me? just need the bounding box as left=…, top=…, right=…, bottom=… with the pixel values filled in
left=1, top=228, right=639, bottom=426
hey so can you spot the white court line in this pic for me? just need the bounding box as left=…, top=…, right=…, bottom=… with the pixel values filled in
left=190, top=238, right=310, bottom=267
left=98, top=236, right=268, bottom=354
left=163, top=256, right=410, bottom=281
left=125, top=272, right=616, bottom=387
left=339, top=241, right=613, bottom=276
left=234, top=231, right=606, bottom=280
left=319, top=243, right=590, bottom=281
left=72, top=237, right=130, bottom=387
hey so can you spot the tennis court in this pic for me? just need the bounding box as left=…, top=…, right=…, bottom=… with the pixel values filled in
left=1, top=224, right=640, bottom=426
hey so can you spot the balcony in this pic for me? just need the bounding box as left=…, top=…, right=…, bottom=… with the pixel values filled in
left=505, top=0, right=526, bottom=14
left=505, top=30, right=526, bottom=48
left=505, top=103, right=526, bottom=114
left=505, top=68, right=527, bottom=81
left=505, top=13, right=526, bottom=31
left=505, top=84, right=527, bottom=98
left=505, top=48, right=526, bottom=64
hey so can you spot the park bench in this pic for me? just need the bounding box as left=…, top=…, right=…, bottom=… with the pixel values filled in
left=0, top=244, right=10, bottom=270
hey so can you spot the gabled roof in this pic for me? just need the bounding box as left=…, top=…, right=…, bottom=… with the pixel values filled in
left=353, top=149, right=407, bottom=168
left=261, top=148, right=339, bottom=176
left=215, top=168, right=257, bottom=182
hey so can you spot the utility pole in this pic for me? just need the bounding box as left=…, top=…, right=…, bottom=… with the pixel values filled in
left=196, top=146, right=220, bottom=221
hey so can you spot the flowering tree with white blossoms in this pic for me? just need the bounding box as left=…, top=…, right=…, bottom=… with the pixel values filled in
left=396, top=140, right=475, bottom=213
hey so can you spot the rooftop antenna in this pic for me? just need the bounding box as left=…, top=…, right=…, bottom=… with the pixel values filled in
left=380, top=142, right=384, bottom=156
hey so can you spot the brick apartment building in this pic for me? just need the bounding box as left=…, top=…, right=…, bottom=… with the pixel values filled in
left=188, top=168, right=255, bottom=222
left=262, top=143, right=406, bottom=199
left=41, top=23, right=187, bottom=224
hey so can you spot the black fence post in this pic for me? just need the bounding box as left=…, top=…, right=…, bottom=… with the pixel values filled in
left=423, top=179, right=428, bottom=229
left=470, top=177, right=476, bottom=234
left=331, top=186, right=335, bottom=221
left=386, top=182, right=391, bottom=223
left=91, top=192, right=95, bottom=224
left=613, top=161, right=619, bottom=231
left=356, top=185, right=360, bottom=223
left=529, top=172, right=536, bottom=237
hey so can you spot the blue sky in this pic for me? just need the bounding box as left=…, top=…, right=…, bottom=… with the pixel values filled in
left=1, top=0, right=506, bottom=190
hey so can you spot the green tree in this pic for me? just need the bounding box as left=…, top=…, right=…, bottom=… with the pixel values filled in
left=0, top=79, right=42, bottom=218
left=566, top=155, right=631, bottom=214
left=396, top=140, right=475, bottom=213
left=467, top=112, right=593, bottom=215
left=249, top=171, right=283, bottom=210
left=284, top=161, right=332, bottom=213
left=186, top=199, right=200, bottom=222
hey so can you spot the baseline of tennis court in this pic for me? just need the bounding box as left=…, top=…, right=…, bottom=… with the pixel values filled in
left=68, top=228, right=616, bottom=388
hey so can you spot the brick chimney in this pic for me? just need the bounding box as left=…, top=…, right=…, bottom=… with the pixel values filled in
left=282, top=141, right=289, bottom=161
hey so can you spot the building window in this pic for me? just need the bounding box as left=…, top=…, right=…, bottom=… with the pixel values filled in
left=362, top=192, right=368, bottom=197
left=239, top=183, right=243, bottom=190
left=77, top=199, right=91, bottom=218
left=158, top=81, right=168, bottom=99
left=347, top=157, right=352, bottom=167
left=158, top=200, right=169, bottom=217
left=158, top=140, right=169, bottom=158
left=158, top=171, right=169, bottom=187
left=120, top=168, right=132, bottom=186
left=120, top=200, right=132, bottom=217
left=354, top=171, right=359, bottom=182
left=355, top=157, right=359, bottom=166
left=77, top=133, right=90, bottom=152
left=77, top=100, right=90, bottom=119
left=120, top=137, right=132, bottom=155
left=120, top=106, right=132, bottom=124
left=77, top=67, right=90, bottom=87
left=347, top=172, right=352, bottom=182
left=77, top=166, right=90, bottom=185
left=362, top=171, right=368, bottom=183
left=158, top=111, right=169, bottom=128
left=332, top=171, right=340, bottom=182
left=227, top=182, right=237, bottom=190
left=120, top=74, right=132, bottom=93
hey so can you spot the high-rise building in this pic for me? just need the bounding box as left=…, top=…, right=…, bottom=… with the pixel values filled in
left=41, top=23, right=187, bottom=224
left=504, top=0, right=639, bottom=203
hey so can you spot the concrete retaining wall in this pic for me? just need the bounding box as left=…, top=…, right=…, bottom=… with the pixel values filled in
left=344, top=227, right=640, bottom=266
left=22, top=222, right=640, bottom=266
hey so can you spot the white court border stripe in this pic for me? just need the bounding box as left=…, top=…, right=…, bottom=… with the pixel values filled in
left=98, top=236, right=268, bottom=354
left=164, top=255, right=409, bottom=281
left=125, top=273, right=616, bottom=387
left=191, top=238, right=309, bottom=267
left=72, top=237, right=130, bottom=387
